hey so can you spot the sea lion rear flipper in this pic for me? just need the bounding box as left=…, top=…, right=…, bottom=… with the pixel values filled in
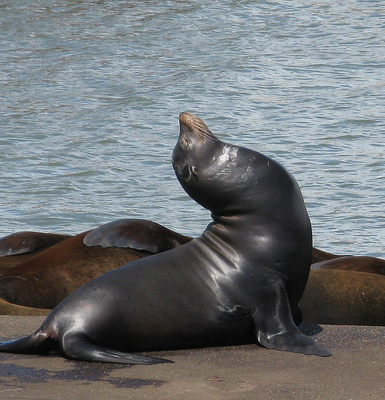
left=83, top=219, right=191, bottom=253
left=0, top=232, right=71, bottom=256
left=0, top=331, right=51, bottom=354
left=62, top=333, right=173, bottom=365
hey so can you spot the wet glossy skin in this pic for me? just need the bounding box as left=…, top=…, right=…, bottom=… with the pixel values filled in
left=0, top=112, right=330, bottom=364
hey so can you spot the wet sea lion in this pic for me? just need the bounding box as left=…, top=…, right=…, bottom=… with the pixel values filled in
left=0, top=112, right=330, bottom=363
left=0, top=220, right=191, bottom=309
left=301, top=269, right=385, bottom=325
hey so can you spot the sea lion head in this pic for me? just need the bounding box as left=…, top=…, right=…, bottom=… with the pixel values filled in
left=172, top=112, right=303, bottom=220
left=172, top=112, right=277, bottom=215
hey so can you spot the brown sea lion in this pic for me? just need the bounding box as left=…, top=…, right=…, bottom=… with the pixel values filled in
left=301, top=269, right=385, bottom=325
left=0, top=219, right=191, bottom=309
left=0, top=297, right=49, bottom=316
left=311, top=247, right=343, bottom=263
left=0, top=230, right=354, bottom=275
left=0, top=232, right=71, bottom=272
left=311, top=255, right=385, bottom=276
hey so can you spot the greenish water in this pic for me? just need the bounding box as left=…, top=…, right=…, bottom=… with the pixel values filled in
left=0, top=0, right=384, bottom=257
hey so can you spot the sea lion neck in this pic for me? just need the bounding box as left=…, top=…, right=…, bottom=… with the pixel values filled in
left=203, top=213, right=268, bottom=248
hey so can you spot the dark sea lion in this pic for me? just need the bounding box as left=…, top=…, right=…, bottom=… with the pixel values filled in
left=311, top=255, right=385, bottom=276
left=0, top=220, right=191, bottom=309
left=0, top=112, right=330, bottom=363
left=82, top=219, right=192, bottom=251
left=301, top=269, right=385, bottom=325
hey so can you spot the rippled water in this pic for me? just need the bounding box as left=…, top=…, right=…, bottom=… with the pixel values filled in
left=0, top=0, right=384, bottom=257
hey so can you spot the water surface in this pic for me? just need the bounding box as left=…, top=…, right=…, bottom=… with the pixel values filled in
left=0, top=0, right=384, bottom=257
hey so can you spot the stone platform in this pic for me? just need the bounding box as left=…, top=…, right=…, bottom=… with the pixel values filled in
left=0, top=316, right=384, bottom=399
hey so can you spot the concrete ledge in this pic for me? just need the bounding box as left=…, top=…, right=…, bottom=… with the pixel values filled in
left=0, top=316, right=384, bottom=399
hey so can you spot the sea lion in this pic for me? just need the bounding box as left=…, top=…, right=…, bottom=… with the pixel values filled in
left=301, top=269, right=385, bottom=325
left=0, top=220, right=191, bottom=309
left=0, top=231, right=71, bottom=257
left=0, top=112, right=330, bottom=363
left=0, top=297, right=49, bottom=316
left=311, top=255, right=385, bottom=276
left=0, top=232, right=71, bottom=272
left=311, top=247, right=342, bottom=264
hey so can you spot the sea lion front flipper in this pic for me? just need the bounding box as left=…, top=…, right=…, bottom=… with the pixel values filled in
left=254, top=278, right=331, bottom=357
left=83, top=219, right=191, bottom=253
left=62, top=333, right=173, bottom=365
left=0, top=232, right=71, bottom=256
left=257, top=328, right=331, bottom=357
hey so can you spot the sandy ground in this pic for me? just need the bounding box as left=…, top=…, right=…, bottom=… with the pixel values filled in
left=0, top=316, right=383, bottom=400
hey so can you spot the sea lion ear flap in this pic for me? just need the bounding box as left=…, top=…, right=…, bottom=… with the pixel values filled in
left=83, top=219, right=192, bottom=254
